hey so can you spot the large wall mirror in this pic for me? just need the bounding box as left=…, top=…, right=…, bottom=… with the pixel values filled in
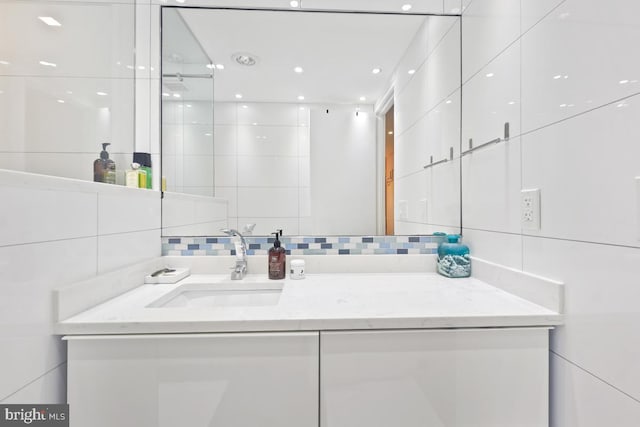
left=161, top=5, right=462, bottom=237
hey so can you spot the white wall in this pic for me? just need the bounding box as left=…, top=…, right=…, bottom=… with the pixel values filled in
left=460, top=0, right=640, bottom=424
left=0, top=0, right=162, bottom=404
left=0, top=1, right=139, bottom=184
left=309, top=104, right=376, bottom=235
left=0, top=170, right=161, bottom=403
left=162, top=192, right=228, bottom=235
left=163, top=100, right=215, bottom=196
left=389, top=16, right=462, bottom=235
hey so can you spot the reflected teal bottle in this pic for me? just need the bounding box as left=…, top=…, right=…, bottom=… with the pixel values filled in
left=437, top=234, right=471, bottom=278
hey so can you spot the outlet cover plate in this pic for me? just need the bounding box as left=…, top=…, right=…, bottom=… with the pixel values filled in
left=521, top=188, right=541, bottom=230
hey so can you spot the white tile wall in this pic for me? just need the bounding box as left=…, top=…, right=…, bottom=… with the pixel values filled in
left=551, top=353, right=640, bottom=427
left=161, top=191, right=228, bottom=236
left=392, top=15, right=461, bottom=236
left=461, top=0, right=640, bottom=422
left=0, top=169, right=161, bottom=403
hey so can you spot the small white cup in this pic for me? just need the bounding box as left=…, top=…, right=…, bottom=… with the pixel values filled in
left=290, top=259, right=305, bottom=280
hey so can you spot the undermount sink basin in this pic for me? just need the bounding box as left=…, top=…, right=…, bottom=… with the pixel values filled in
left=147, top=281, right=283, bottom=308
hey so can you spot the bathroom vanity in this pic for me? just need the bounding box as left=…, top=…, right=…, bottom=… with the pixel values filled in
left=56, top=260, right=562, bottom=427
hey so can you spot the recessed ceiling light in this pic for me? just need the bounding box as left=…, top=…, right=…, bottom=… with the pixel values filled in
left=186, top=104, right=192, bottom=108
left=359, top=96, right=366, bottom=101
left=215, top=64, right=224, bottom=70
left=372, top=68, right=382, bottom=74
left=297, top=95, right=305, bottom=101
left=38, top=16, right=61, bottom=26
left=408, top=69, right=416, bottom=75
left=57, top=99, right=65, bottom=103
left=173, top=93, right=181, bottom=98
left=235, top=93, right=243, bottom=99
left=162, top=92, right=170, bottom=97
left=66, top=90, right=73, bottom=94
left=445, top=100, right=452, bottom=104
left=485, top=72, right=494, bottom=77
left=0, top=60, right=9, bottom=65
left=294, top=66, right=304, bottom=73
left=205, top=133, right=213, bottom=136
left=39, top=61, right=57, bottom=67
left=96, top=91, right=108, bottom=96
left=290, top=0, right=300, bottom=7
left=252, top=122, right=258, bottom=126
left=176, top=0, right=185, bottom=3
left=619, top=79, right=629, bottom=84
left=299, top=107, right=305, bottom=110
left=206, top=64, right=214, bottom=69
left=401, top=4, right=412, bottom=12
left=242, top=105, right=248, bottom=109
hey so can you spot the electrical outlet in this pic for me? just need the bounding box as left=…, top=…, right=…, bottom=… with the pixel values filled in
left=521, top=188, right=541, bottom=230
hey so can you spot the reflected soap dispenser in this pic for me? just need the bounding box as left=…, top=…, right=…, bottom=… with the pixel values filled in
left=268, top=229, right=286, bottom=280
left=94, top=143, right=116, bottom=184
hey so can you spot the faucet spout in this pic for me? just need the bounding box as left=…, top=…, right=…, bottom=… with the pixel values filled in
left=220, top=228, right=248, bottom=280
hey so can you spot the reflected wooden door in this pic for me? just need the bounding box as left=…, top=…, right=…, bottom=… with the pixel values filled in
left=385, top=106, right=394, bottom=235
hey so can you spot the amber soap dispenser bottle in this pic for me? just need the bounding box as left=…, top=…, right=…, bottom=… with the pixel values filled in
left=268, top=229, right=286, bottom=280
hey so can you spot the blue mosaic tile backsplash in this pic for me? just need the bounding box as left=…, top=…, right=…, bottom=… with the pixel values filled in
left=162, top=235, right=446, bottom=256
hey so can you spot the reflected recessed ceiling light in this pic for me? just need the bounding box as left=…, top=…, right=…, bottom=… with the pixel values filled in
left=96, top=91, right=108, bottom=96
left=0, top=60, right=10, bottom=65
left=297, top=95, right=305, bottom=101
left=299, top=107, right=305, bottom=110
left=39, top=61, right=57, bottom=67
left=408, top=69, right=416, bottom=75
left=0, top=90, right=4, bottom=95
left=401, top=4, right=412, bottom=12
left=388, top=131, right=393, bottom=135
left=215, top=64, right=224, bottom=70
left=235, top=93, right=243, bottom=99
left=66, top=90, right=73, bottom=94
left=445, top=100, right=452, bottom=104
left=508, top=101, right=516, bottom=105
left=372, top=68, right=382, bottom=74
left=232, top=52, right=258, bottom=67
left=242, top=105, right=248, bottom=109
left=186, top=104, right=192, bottom=108
left=252, top=122, right=258, bottom=126
left=619, top=79, right=629, bottom=84
left=162, top=92, right=170, bottom=97
left=38, top=16, right=61, bottom=26
left=553, top=74, right=562, bottom=79
left=359, top=96, right=366, bottom=101
left=205, top=133, right=212, bottom=136
left=294, top=66, right=304, bottom=73
left=485, top=72, right=494, bottom=77
left=176, top=0, right=185, bottom=3
left=126, top=65, right=134, bottom=70
left=290, top=0, right=299, bottom=7
left=173, top=93, right=181, bottom=98
left=206, top=64, right=214, bottom=69
left=57, top=99, right=65, bottom=103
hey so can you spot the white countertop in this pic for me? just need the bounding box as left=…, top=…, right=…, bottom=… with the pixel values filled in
left=56, top=272, right=562, bottom=335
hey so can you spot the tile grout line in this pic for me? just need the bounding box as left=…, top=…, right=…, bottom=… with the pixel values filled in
left=462, top=226, right=640, bottom=251
left=550, top=350, right=640, bottom=405
left=0, top=362, right=67, bottom=403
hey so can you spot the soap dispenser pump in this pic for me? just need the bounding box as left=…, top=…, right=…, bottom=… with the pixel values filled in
left=268, top=229, right=286, bottom=280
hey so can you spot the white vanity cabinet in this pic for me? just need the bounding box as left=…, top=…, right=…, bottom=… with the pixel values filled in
left=66, top=332, right=319, bottom=427
left=320, top=328, right=549, bottom=427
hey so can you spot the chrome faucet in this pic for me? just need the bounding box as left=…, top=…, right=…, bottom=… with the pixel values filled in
left=221, top=228, right=248, bottom=280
